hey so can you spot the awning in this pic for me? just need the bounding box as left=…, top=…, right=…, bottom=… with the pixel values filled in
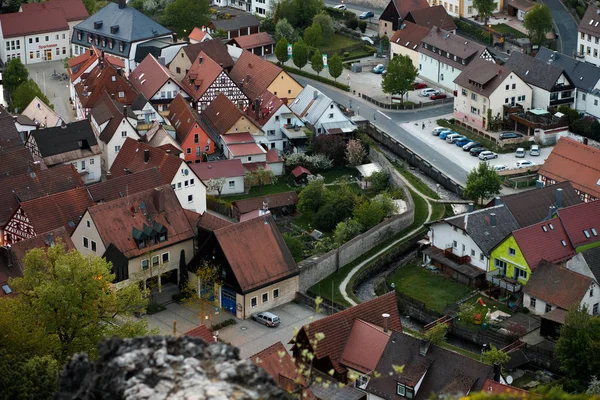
left=355, top=162, right=382, bottom=179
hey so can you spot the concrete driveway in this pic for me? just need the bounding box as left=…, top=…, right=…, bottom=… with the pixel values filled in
left=26, top=60, right=74, bottom=122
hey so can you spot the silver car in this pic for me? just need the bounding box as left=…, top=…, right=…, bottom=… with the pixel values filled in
left=252, top=311, right=281, bottom=327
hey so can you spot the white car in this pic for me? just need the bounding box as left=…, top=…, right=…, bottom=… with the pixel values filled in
left=479, top=151, right=498, bottom=160
left=516, top=160, right=537, bottom=169
left=432, top=127, right=449, bottom=136
left=420, top=88, right=439, bottom=97
left=333, top=4, right=347, bottom=10
left=361, top=36, right=374, bottom=45
left=530, top=144, right=540, bottom=156
left=515, top=147, right=525, bottom=158
left=493, top=164, right=508, bottom=172
left=446, top=134, right=465, bottom=143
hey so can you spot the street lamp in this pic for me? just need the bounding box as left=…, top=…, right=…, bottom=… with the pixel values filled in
left=488, top=24, right=492, bottom=45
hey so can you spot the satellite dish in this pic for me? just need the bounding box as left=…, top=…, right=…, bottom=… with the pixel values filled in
left=507, top=376, right=513, bottom=385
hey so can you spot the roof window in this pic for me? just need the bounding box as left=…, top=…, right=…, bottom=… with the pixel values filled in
left=584, top=230, right=591, bottom=238
left=549, top=223, right=554, bottom=230
left=592, top=228, right=598, bottom=236
left=561, top=240, right=567, bottom=247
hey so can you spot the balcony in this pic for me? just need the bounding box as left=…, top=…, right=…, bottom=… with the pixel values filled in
left=549, top=96, right=575, bottom=107
left=443, top=247, right=471, bottom=265
left=486, top=270, right=522, bottom=292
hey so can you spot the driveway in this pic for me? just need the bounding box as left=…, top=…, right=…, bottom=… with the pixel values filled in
left=25, top=60, right=74, bottom=122
left=218, top=302, right=326, bottom=359
left=537, top=0, right=577, bottom=56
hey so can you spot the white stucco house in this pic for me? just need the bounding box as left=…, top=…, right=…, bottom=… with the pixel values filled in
left=190, top=159, right=245, bottom=196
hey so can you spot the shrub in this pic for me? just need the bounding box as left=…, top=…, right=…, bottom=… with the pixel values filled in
left=372, top=193, right=399, bottom=217
left=323, top=5, right=347, bottom=20
left=345, top=16, right=358, bottom=30
left=358, top=20, right=367, bottom=33
left=576, top=5, right=585, bottom=18
left=284, top=153, right=333, bottom=172
left=212, top=318, right=237, bottom=331
left=343, top=51, right=350, bottom=57
left=283, top=232, right=305, bottom=261
left=333, top=218, right=363, bottom=245
left=277, top=63, right=350, bottom=91
left=315, top=203, right=342, bottom=231
left=353, top=199, right=385, bottom=231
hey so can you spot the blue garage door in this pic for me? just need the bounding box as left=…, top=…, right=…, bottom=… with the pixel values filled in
left=221, top=287, right=237, bottom=315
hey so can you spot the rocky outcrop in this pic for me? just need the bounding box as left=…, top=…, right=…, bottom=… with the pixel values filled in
left=54, top=336, right=292, bottom=400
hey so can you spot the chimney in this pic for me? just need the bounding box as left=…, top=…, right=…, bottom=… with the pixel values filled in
left=246, top=74, right=251, bottom=83
left=490, top=213, right=496, bottom=227
left=382, top=313, right=390, bottom=333
left=468, top=203, right=474, bottom=213
left=172, top=33, right=177, bottom=42
left=548, top=205, right=555, bottom=220
left=101, top=50, right=105, bottom=59
left=419, top=339, right=431, bottom=356
left=493, top=363, right=501, bottom=383
left=254, top=98, right=261, bottom=119
left=556, top=188, right=563, bottom=209
left=144, top=149, right=150, bottom=163
left=313, top=90, right=319, bottom=100
left=118, top=0, right=125, bottom=8
left=153, top=187, right=165, bottom=212
left=495, top=196, right=502, bottom=206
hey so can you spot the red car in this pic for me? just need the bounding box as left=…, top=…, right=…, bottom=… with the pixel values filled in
left=413, top=82, right=427, bottom=89
left=430, top=93, right=447, bottom=100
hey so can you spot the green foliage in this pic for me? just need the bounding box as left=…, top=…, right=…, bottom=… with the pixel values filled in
left=314, top=182, right=356, bottom=231
left=454, top=18, right=492, bottom=43
left=275, top=18, right=296, bottom=42
left=161, top=0, right=210, bottom=38
left=472, top=0, right=497, bottom=24
left=277, top=62, right=349, bottom=90
left=425, top=323, right=448, bottom=345
left=358, top=20, right=367, bottom=33
left=372, top=192, right=399, bottom=217
left=380, top=34, right=390, bottom=50
left=283, top=233, right=305, bottom=261
left=345, top=139, right=367, bottom=166
left=4, top=58, right=28, bottom=97
left=212, top=318, right=237, bottom=331
left=0, top=352, right=59, bottom=400
left=458, top=302, right=477, bottom=324
left=83, top=0, right=108, bottom=14
left=292, top=38, right=309, bottom=70
left=245, top=166, right=276, bottom=196
left=333, top=219, right=363, bottom=245
left=366, top=170, right=391, bottom=192
left=524, top=4, right=553, bottom=45
left=275, top=37, right=289, bottom=64
left=482, top=345, right=511, bottom=366
left=463, top=162, right=502, bottom=206
left=274, top=0, right=324, bottom=29
left=556, top=307, right=600, bottom=392
left=312, top=133, right=346, bottom=164
left=298, top=180, right=327, bottom=214
left=310, top=51, right=324, bottom=75
left=353, top=199, right=385, bottom=231
left=304, top=22, right=322, bottom=48
left=260, top=16, right=276, bottom=35
left=312, top=11, right=334, bottom=42
left=328, top=53, right=343, bottom=81
left=576, top=5, right=586, bottom=19
left=345, top=16, right=359, bottom=30
left=382, top=54, right=418, bottom=102
left=315, top=203, right=344, bottom=231
left=10, top=79, right=52, bottom=115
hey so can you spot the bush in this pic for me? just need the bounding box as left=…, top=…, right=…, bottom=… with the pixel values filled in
left=146, top=303, right=166, bottom=314
left=172, top=292, right=192, bottom=303
left=283, top=232, right=305, bottom=261
left=323, top=5, right=347, bottom=20
left=277, top=63, right=350, bottom=91
left=212, top=318, right=237, bottom=331
left=312, top=134, right=346, bottom=165
left=343, top=51, right=350, bottom=57
left=358, top=20, right=367, bottom=33
left=315, top=203, right=342, bottom=231
left=576, top=5, right=585, bottom=18
left=345, top=16, right=358, bottom=30
left=353, top=199, right=386, bottom=231
left=284, top=153, right=333, bottom=172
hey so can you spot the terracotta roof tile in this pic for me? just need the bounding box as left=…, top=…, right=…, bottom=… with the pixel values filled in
left=556, top=200, right=600, bottom=247
left=182, top=39, right=234, bottom=71
left=19, top=187, right=94, bottom=235
left=197, top=212, right=233, bottom=231
left=227, top=142, right=265, bottom=157
left=249, top=342, right=301, bottom=392
left=454, top=58, right=512, bottom=98
left=188, top=27, right=209, bottom=43
left=181, top=52, right=224, bottom=101
left=390, top=21, right=431, bottom=51
left=0, top=10, right=68, bottom=38
left=266, top=149, right=281, bottom=163
left=538, top=137, right=600, bottom=199
left=248, top=91, right=285, bottom=127
left=21, top=0, right=88, bottom=22
left=92, top=92, right=137, bottom=143
left=406, top=6, right=456, bottom=31
left=130, top=54, right=188, bottom=100
left=221, top=131, right=254, bottom=144
left=291, top=166, right=311, bottom=178
left=579, top=4, right=600, bottom=37
left=340, top=319, right=391, bottom=374
left=294, top=292, right=401, bottom=374
left=190, top=159, right=245, bottom=180
left=233, top=191, right=298, bottom=214
left=512, top=219, right=575, bottom=269
left=184, top=324, right=216, bottom=343
left=74, top=63, right=138, bottom=110
left=214, top=215, right=298, bottom=293
left=523, top=261, right=593, bottom=310
left=89, top=167, right=164, bottom=203
left=230, top=32, right=274, bottom=50
left=229, top=50, right=283, bottom=101
left=201, top=93, right=246, bottom=136
left=68, top=46, right=125, bottom=83
left=167, top=93, right=209, bottom=144
left=0, top=147, right=36, bottom=180
left=391, top=0, right=430, bottom=19
left=9, top=226, right=75, bottom=269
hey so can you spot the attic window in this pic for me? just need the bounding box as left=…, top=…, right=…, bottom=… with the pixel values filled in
left=405, top=41, right=410, bottom=46
left=584, top=230, right=591, bottom=238
left=561, top=240, right=567, bottom=247
left=592, top=228, right=598, bottom=236
left=549, top=223, right=554, bottom=230
left=111, top=76, right=116, bottom=82
left=542, top=226, right=548, bottom=232
left=590, top=19, right=595, bottom=25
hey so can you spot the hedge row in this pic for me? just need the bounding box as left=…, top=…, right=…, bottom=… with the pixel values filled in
left=278, top=63, right=351, bottom=91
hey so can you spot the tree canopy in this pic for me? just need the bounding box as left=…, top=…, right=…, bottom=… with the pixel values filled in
left=311, top=51, right=324, bottom=75
left=160, top=0, right=210, bottom=38
left=524, top=4, right=553, bottom=45
left=381, top=54, right=418, bottom=102
left=463, top=161, right=502, bottom=206
left=472, top=0, right=497, bottom=24
left=11, top=79, right=51, bottom=114
left=292, top=38, right=309, bottom=70
left=304, top=22, right=322, bottom=48
left=312, top=11, right=334, bottom=42
left=328, top=53, right=343, bottom=82
left=274, top=0, right=324, bottom=29
left=275, top=18, right=296, bottom=43
left=275, top=37, right=289, bottom=64
left=4, top=58, right=28, bottom=98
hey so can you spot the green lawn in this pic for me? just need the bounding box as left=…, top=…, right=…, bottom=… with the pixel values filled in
left=492, top=23, right=528, bottom=39
left=320, top=166, right=357, bottom=184
left=222, top=179, right=295, bottom=201
left=319, top=34, right=361, bottom=54
left=464, top=294, right=512, bottom=315
left=388, top=262, right=473, bottom=313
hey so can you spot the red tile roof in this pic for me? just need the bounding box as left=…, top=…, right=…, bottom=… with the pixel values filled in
left=405, top=5, right=457, bottom=31
left=181, top=39, right=235, bottom=71
left=74, top=63, right=138, bottom=110
left=538, top=137, right=600, bottom=199
left=0, top=164, right=83, bottom=226
left=21, top=0, right=89, bottom=22
left=556, top=200, right=600, bottom=248
left=266, top=149, right=281, bottom=163
left=68, top=47, right=125, bottom=82
left=190, top=159, right=245, bottom=180
left=390, top=0, right=430, bottom=19
left=201, top=93, right=246, bottom=136
left=181, top=52, right=224, bottom=101
left=512, top=219, right=575, bottom=270
left=167, top=93, right=207, bottom=144
left=340, top=319, right=391, bottom=374
left=214, top=215, right=298, bottom=293
left=197, top=212, right=233, bottom=231
left=0, top=147, right=36, bottom=180
left=221, top=131, right=254, bottom=144
left=249, top=91, right=286, bottom=127
left=0, top=10, right=68, bottom=38
left=89, top=167, right=164, bottom=203
left=184, top=324, right=216, bottom=343
left=233, top=191, right=298, bottom=214
left=229, top=50, right=284, bottom=101
left=188, top=27, right=209, bottom=42
left=91, top=92, right=136, bottom=143
left=291, top=166, right=312, bottom=178
left=523, top=261, right=592, bottom=310
left=87, top=185, right=195, bottom=259
left=130, top=54, right=187, bottom=100
left=227, top=143, right=265, bottom=157
left=293, top=291, right=401, bottom=374
left=483, top=380, right=529, bottom=397
left=249, top=342, right=301, bottom=392
left=19, top=187, right=94, bottom=235
left=9, top=226, right=75, bottom=269
left=230, top=32, right=274, bottom=50
left=390, top=21, right=431, bottom=51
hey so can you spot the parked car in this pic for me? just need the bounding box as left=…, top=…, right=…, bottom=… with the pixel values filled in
left=361, top=36, right=374, bottom=45
left=333, top=4, right=347, bottom=9
left=421, top=88, right=439, bottom=97
left=479, top=151, right=498, bottom=160
left=432, top=126, right=449, bottom=136
left=469, top=147, right=486, bottom=156
left=530, top=144, right=540, bottom=156
left=446, top=134, right=465, bottom=143
left=439, top=130, right=455, bottom=140
left=463, top=141, right=480, bottom=151
left=516, top=160, right=537, bottom=169
left=493, top=164, right=508, bottom=172
left=413, top=82, right=427, bottom=89
left=373, top=64, right=385, bottom=74
left=430, top=93, right=447, bottom=100
left=251, top=311, right=281, bottom=327
left=359, top=11, right=375, bottom=19
left=500, top=132, right=523, bottom=140
left=455, top=138, right=472, bottom=147
left=515, top=147, right=526, bottom=158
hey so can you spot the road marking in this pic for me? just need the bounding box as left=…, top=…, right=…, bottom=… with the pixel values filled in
left=377, top=110, right=392, bottom=120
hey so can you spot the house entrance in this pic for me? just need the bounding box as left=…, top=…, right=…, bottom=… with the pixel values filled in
left=220, top=287, right=237, bottom=315
left=45, top=49, right=52, bottom=61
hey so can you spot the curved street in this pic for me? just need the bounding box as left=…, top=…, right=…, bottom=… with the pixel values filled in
left=537, top=0, right=578, bottom=56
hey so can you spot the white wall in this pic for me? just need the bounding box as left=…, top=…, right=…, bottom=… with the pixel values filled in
left=72, top=210, right=107, bottom=256
left=170, top=162, right=207, bottom=213
left=1, top=29, right=70, bottom=65
left=524, top=282, right=600, bottom=316
left=151, top=80, right=189, bottom=112
left=578, top=31, right=600, bottom=66
left=531, top=85, right=550, bottom=110
left=418, top=53, right=462, bottom=91
left=489, top=72, right=532, bottom=117
left=268, top=161, right=284, bottom=176
left=314, top=103, right=349, bottom=135
left=257, top=106, right=290, bottom=151
left=70, top=155, right=101, bottom=184
left=105, top=118, right=139, bottom=171
left=427, top=221, right=489, bottom=271
left=206, top=175, right=244, bottom=195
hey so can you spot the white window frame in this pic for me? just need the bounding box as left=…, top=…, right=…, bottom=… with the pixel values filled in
left=262, top=292, right=269, bottom=303
left=251, top=296, right=257, bottom=308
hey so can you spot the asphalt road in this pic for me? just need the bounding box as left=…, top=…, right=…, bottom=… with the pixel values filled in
left=538, top=0, right=577, bottom=56
left=323, top=0, right=383, bottom=21
left=294, top=76, right=468, bottom=185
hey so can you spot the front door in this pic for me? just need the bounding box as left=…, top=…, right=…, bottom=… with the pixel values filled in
left=45, top=49, right=52, bottom=61
left=220, top=287, right=236, bottom=315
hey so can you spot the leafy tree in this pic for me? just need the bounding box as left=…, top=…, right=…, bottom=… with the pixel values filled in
left=4, top=58, right=28, bottom=97
left=372, top=192, right=398, bottom=217
left=358, top=20, right=367, bottom=33
left=463, top=162, right=502, bottom=206
left=380, top=34, right=390, bottom=52
left=303, top=22, right=322, bottom=48
left=161, top=0, right=210, bottom=38
left=260, top=15, right=276, bottom=35
left=312, top=11, right=334, bottom=42
left=333, top=218, right=363, bottom=245
left=298, top=180, right=327, bottom=214
left=425, top=323, right=448, bottom=345
left=178, top=249, right=188, bottom=292
left=315, top=182, right=356, bottom=231
left=345, top=139, right=367, bottom=166
left=292, top=38, right=309, bottom=70
left=275, top=18, right=296, bottom=42
left=588, top=376, right=600, bottom=395
left=382, top=54, right=418, bottom=103
left=591, top=120, right=600, bottom=141
left=311, top=51, right=324, bottom=75
left=312, top=133, right=345, bottom=164
left=10, top=79, right=51, bottom=114
left=366, top=170, right=391, bottom=192
left=275, top=0, right=323, bottom=28
left=328, top=53, right=343, bottom=82
left=245, top=166, right=276, bottom=196
left=211, top=28, right=228, bottom=39
left=457, top=302, right=477, bottom=324
left=206, top=177, right=226, bottom=198
left=275, top=37, right=289, bottom=64
left=524, top=4, right=553, bottom=45
left=353, top=199, right=385, bottom=231
left=182, top=261, right=221, bottom=327
left=345, top=15, right=359, bottom=30
left=556, top=307, right=600, bottom=392
left=472, top=0, right=497, bottom=25
left=83, top=0, right=108, bottom=14
left=283, top=233, right=305, bottom=261
left=482, top=345, right=511, bottom=366
left=315, top=203, right=343, bottom=231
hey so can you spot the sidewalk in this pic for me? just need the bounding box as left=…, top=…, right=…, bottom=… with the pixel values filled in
left=144, top=300, right=233, bottom=336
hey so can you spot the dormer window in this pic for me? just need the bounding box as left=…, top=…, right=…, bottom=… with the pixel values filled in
left=87, top=34, right=93, bottom=44
left=108, top=39, right=114, bottom=50
left=396, top=383, right=414, bottom=399
left=119, top=41, right=124, bottom=52
left=77, top=31, right=82, bottom=41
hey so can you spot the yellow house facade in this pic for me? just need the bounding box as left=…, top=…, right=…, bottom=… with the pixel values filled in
left=489, top=235, right=532, bottom=285
left=266, top=71, right=303, bottom=102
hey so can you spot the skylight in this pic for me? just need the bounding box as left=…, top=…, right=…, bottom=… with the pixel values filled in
left=549, top=223, right=554, bottom=230
left=584, top=230, right=591, bottom=238
left=1, top=284, right=11, bottom=295
left=542, top=226, right=548, bottom=232
left=561, top=240, right=567, bottom=247
left=590, top=19, right=595, bottom=25
left=596, top=178, right=600, bottom=186
left=592, top=228, right=598, bottom=236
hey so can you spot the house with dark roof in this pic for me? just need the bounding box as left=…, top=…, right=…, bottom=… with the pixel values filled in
left=90, top=92, right=140, bottom=172
left=109, top=138, right=207, bottom=213
left=567, top=246, right=600, bottom=316
left=420, top=28, right=495, bottom=92
left=390, top=22, right=431, bottom=69
left=200, top=93, right=262, bottom=145
left=133, top=38, right=186, bottom=67
left=365, top=331, right=496, bottom=400
left=504, top=52, right=574, bottom=110
left=577, top=4, right=600, bottom=67
left=20, top=0, right=89, bottom=34
left=26, top=120, right=102, bottom=184
left=180, top=51, right=249, bottom=113
left=454, top=58, right=531, bottom=129
left=71, top=0, right=173, bottom=72
left=538, top=137, right=600, bottom=202
left=207, top=14, right=260, bottom=40
left=72, top=184, right=197, bottom=287
left=130, top=92, right=164, bottom=130
left=192, top=214, right=299, bottom=319
left=168, top=39, right=235, bottom=82
left=167, top=93, right=215, bottom=164
left=404, top=6, right=456, bottom=32
left=229, top=50, right=303, bottom=102
left=379, top=0, right=430, bottom=38
left=141, top=120, right=182, bottom=153
left=523, top=261, right=599, bottom=316
left=190, top=159, right=245, bottom=196
left=229, top=32, right=274, bottom=57
left=7, top=226, right=75, bottom=271
left=130, top=54, right=192, bottom=113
